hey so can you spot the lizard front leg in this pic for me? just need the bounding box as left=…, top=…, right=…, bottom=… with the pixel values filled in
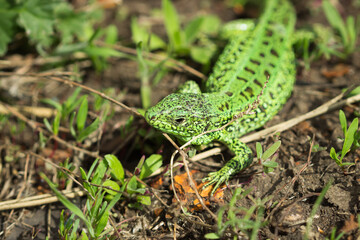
left=203, top=135, right=253, bottom=194
left=176, top=80, right=202, bottom=94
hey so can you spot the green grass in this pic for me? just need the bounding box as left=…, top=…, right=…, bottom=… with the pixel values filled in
left=329, top=110, right=359, bottom=170
left=256, top=141, right=281, bottom=174
left=42, top=153, right=162, bottom=239
left=293, top=0, right=359, bottom=68
left=205, top=187, right=269, bottom=239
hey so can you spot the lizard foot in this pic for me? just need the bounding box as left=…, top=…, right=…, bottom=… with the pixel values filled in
left=202, top=167, right=232, bottom=195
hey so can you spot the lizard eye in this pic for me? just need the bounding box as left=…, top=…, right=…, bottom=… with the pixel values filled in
left=174, top=118, right=185, bottom=124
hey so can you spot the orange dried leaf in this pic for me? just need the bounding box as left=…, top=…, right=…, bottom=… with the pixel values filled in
left=296, top=121, right=313, bottom=132
left=153, top=208, right=163, bottom=217
left=41, top=148, right=72, bottom=162
left=171, top=170, right=225, bottom=211
left=97, top=0, right=121, bottom=8
left=321, top=64, right=350, bottom=78
left=149, top=176, right=163, bottom=189
left=340, top=215, right=358, bottom=233
left=173, top=170, right=199, bottom=193
left=317, top=226, right=325, bottom=235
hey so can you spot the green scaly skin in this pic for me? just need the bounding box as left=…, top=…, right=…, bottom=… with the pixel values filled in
left=145, top=0, right=296, bottom=193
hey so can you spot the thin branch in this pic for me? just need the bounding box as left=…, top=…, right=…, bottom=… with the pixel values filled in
left=96, top=41, right=206, bottom=80
left=0, top=189, right=86, bottom=211
left=266, top=134, right=316, bottom=221
left=0, top=72, right=142, bottom=117
left=165, top=134, right=218, bottom=220
left=193, top=92, right=360, bottom=162
left=3, top=103, right=101, bottom=158
left=45, top=75, right=142, bottom=117
left=179, top=79, right=269, bottom=151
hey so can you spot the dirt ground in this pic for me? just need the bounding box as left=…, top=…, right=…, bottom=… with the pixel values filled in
left=0, top=0, right=360, bottom=239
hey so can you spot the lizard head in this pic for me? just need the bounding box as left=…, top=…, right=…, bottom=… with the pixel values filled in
left=145, top=93, right=228, bottom=140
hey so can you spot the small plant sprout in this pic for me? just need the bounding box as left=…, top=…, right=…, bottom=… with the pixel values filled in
left=69, top=95, right=100, bottom=143
left=308, top=136, right=327, bottom=153
left=42, top=153, right=163, bottom=238
left=329, top=110, right=359, bottom=170
left=131, top=0, right=220, bottom=67
left=322, top=0, right=358, bottom=58
left=256, top=141, right=281, bottom=173
left=43, top=88, right=101, bottom=143
left=205, top=187, right=269, bottom=239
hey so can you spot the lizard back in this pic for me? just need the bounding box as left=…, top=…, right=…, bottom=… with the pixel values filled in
left=206, top=0, right=296, bottom=114
left=204, top=0, right=296, bottom=136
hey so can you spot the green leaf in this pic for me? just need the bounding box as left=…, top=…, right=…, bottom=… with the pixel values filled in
left=70, top=218, right=80, bottom=240
left=59, top=210, right=65, bottom=235
left=256, top=142, right=263, bottom=159
left=77, top=96, right=88, bottom=132
left=264, top=167, right=274, bottom=174
left=43, top=118, right=52, bottom=133
left=262, top=161, right=279, bottom=168
left=262, top=141, right=281, bottom=160
left=104, top=154, right=124, bottom=181
left=80, top=231, right=89, bottom=240
left=105, top=25, right=118, bottom=44
left=95, top=211, right=109, bottom=237
left=126, top=176, right=145, bottom=194
left=305, top=180, right=332, bottom=238
left=91, top=192, right=105, bottom=217
left=53, top=111, right=61, bottom=136
left=95, top=192, right=122, bottom=236
left=40, top=172, right=95, bottom=237
left=131, top=17, right=166, bottom=50
left=322, top=0, right=348, bottom=46
left=329, top=147, right=340, bottom=164
left=341, top=162, right=355, bottom=166
left=347, top=86, right=360, bottom=97
left=162, top=0, right=183, bottom=50
left=54, top=3, right=87, bottom=45
left=87, top=158, right=99, bottom=180
left=184, top=17, right=204, bottom=44
left=18, top=0, right=57, bottom=49
left=64, top=214, right=75, bottom=235
left=69, top=111, right=76, bottom=138
left=139, top=154, right=163, bottom=180
left=41, top=98, right=62, bottom=111
left=0, top=7, right=16, bottom=56
left=190, top=46, right=215, bottom=64
left=80, top=168, right=88, bottom=182
left=339, top=110, right=347, bottom=135
left=204, top=233, right=221, bottom=239
left=346, top=16, right=356, bottom=53
left=341, top=118, right=358, bottom=160
left=77, top=118, right=100, bottom=142
left=91, top=160, right=107, bottom=185
left=198, top=15, right=221, bottom=34
left=54, top=42, right=88, bottom=55
left=103, top=179, right=120, bottom=196
left=84, top=45, right=123, bottom=58
left=136, top=41, right=152, bottom=109
left=137, top=195, right=151, bottom=205
left=64, top=88, right=82, bottom=112
left=354, top=130, right=360, bottom=146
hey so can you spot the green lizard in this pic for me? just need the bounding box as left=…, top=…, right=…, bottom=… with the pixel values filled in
left=145, top=0, right=296, bottom=193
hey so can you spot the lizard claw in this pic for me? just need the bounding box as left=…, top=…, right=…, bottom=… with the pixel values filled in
left=203, top=171, right=230, bottom=195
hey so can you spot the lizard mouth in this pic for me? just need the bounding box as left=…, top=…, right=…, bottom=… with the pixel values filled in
left=145, top=112, right=191, bottom=137
left=150, top=120, right=190, bottom=137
